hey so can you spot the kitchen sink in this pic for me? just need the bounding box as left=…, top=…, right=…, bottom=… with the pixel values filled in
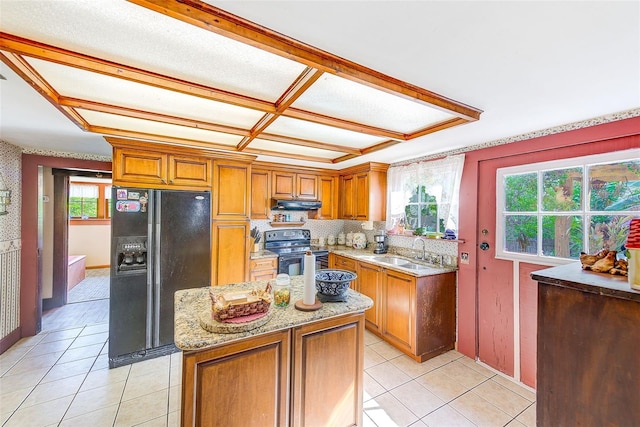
left=400, top=263, right=435, bottom=270
left=372, top=256, right=410, bottom=266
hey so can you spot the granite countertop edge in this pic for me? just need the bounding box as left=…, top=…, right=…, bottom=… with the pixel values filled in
left=531, top=262, right=640, bottom=303
left=174, top=276, right=373, bottom=352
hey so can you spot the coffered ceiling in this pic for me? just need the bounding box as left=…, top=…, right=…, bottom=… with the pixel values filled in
left=1, top=1, right=638, bottom=169
left=0, top=0, right=480, bottom=165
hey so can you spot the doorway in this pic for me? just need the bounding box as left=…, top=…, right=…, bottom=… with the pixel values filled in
left=41, top=168, right=112, bottom=327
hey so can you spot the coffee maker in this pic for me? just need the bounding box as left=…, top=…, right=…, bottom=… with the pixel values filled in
left=373, top=234, right=388, bottom=254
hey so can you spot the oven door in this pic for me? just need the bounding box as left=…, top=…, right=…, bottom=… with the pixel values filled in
left=278, top=252, right=329, bottom=276
left=278, top=254, right=304, bottom=276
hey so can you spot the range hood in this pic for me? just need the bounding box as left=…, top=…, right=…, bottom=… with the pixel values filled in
left=271, top=199, right=322, bottom=211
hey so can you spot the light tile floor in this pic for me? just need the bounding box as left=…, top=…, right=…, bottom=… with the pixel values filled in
left=1, top=272, right=536, bottom=426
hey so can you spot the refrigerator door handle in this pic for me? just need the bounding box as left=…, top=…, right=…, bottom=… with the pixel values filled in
left=145, top=191, right=155, bottom=350
left=153, top=193, right=162, bottom=348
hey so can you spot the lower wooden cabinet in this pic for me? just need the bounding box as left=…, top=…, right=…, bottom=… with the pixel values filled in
left=357, top=261, right=382, bottom=332
left=181, top=313, right=365, bottom=427
left=291, top=313, right=364, bottom=427
left=382, top=269, right=414, bottom=350
left=332, top=254, right=456, bottom=362
left=249, top=257, right=278, bottom=281
left=331, top=253, right=357, bottom=279
left=181, top=330, right=290, bottom=427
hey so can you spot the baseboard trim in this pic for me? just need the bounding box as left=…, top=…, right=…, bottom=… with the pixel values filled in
left=87, top=265, right=110, bottom=270
left=0, top=327, right=21, bottom=355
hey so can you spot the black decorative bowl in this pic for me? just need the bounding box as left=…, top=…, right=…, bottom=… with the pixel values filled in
left=315, top=269, right=357, bottom=302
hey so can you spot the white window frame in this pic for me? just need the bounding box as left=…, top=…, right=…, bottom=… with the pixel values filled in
left=496, top=148, right=640, bottom=265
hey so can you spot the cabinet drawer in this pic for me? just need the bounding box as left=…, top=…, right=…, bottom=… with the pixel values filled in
left=334, top=256, right=357, bottom=272
left=250, top=258, right=278, bottom=271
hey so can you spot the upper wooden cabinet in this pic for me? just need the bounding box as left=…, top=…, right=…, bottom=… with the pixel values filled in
left=113, top=148, right=167, bottom=186
left=248, top=161, right=388, bottom=220
left=211, top=220, right=250, bottom=286
left=212, top=160, right=250, bottom=220
left=317, top=175, right=337, bottom=219
left=272, top=171, right=318, bottom=200
left=109, top=137, right=254, bottom=193
left=339, top=163, right=388, bottom=221
left=113, top=149, right=212, bottom=188
left=168, top=155, right=212, bottom=187
left=250, top=169, right=271, bottom=220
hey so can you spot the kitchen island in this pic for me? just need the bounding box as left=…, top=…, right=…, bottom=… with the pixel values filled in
left=531, top=262, right=640, bottom=427
left=175, top=276, right=373, bottom=427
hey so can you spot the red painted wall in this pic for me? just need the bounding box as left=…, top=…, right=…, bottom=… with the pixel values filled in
left=518, top=262, right=541, bottom=387
left=21, top=154, right=112, bottom=338
left=457, top=116, right=640, bottom=385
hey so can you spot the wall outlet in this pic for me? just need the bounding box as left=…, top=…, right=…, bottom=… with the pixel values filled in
left=460, top=252, right=469, bottom=264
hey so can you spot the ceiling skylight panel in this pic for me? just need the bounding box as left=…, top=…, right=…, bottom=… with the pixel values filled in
left=292, top=73, right=457, bottom=134
left=25, top=58, right=264, bottom=129
left=0, top=0, right=307, bottom=101
left=264, top=116, right=385, bottom=149
left=248, top=139, right=344, bottom=159
left=77, top=110, right=242, bottom=146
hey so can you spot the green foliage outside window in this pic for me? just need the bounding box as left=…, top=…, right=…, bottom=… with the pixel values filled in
left=501, top=158, right=640, bottom=259
left=404, top=185, right=441, bottom=233
left=69, top=197, right=98, bottom=218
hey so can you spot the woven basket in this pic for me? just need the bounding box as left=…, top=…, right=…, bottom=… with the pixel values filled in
left=210, top=285, right=272, bottom=322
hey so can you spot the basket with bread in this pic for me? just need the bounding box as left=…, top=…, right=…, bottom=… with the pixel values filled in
left=209, top=283, right=273, bottom=322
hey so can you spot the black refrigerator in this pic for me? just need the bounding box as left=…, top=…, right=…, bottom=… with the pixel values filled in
left=108, top=187, right=211, bottom=368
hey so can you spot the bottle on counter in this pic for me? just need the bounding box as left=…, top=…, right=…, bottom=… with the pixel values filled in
left=338, top=232, right=346, bottom=245
left=327, top=234, right=336, bottom=245
left=273, top=274, right=291, bottom=307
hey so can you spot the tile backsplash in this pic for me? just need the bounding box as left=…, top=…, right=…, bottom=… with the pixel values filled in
left=250, top=215, right=458, bottom=267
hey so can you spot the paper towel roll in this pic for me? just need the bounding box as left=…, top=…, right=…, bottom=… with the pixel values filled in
left=303, top=251, right=316, bottom=305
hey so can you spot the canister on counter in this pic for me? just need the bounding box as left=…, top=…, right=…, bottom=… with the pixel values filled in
left=273, top=274, right=291, bottom=307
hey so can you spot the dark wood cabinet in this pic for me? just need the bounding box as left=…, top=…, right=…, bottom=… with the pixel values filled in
left=532, top=263, right=640, bottom=427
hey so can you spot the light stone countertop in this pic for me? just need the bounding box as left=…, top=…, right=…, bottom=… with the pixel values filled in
left=329, top=247, right=457, bottom=277
left=249, top=246, right=456, bottom=277
left=174, top=275, right=373, bottom=351
left=249, top=249, right=278, bottom=260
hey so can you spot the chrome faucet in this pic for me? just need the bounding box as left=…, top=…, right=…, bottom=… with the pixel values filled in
left=412, top=237, right=426, bottom=260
